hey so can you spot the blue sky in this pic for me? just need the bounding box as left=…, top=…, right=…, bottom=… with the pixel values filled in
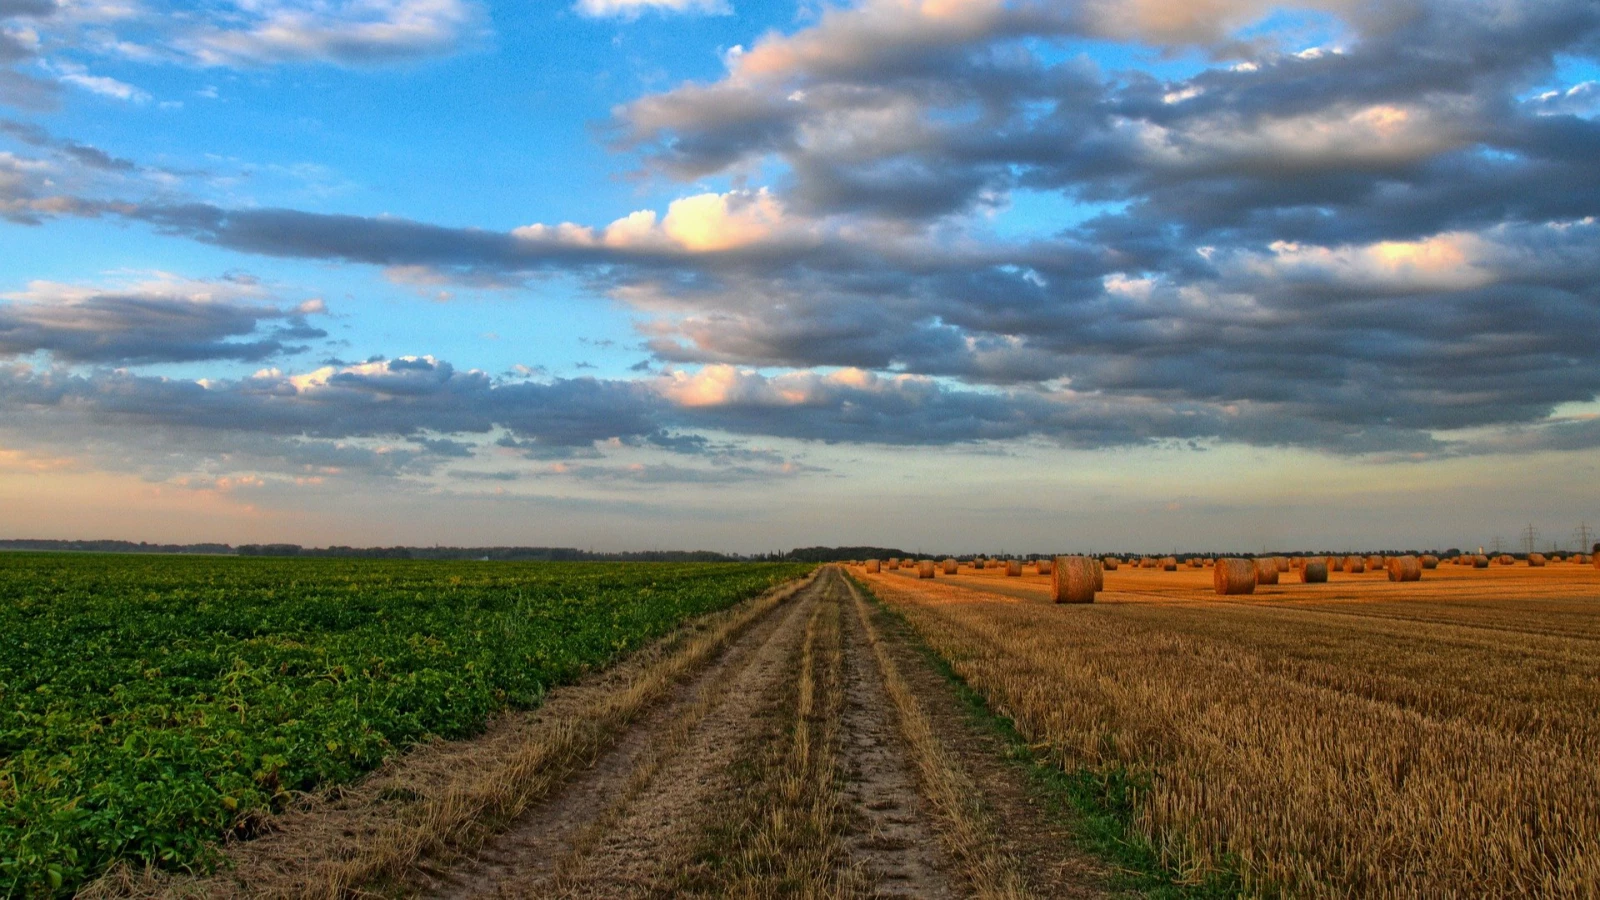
left=2, top=0, right=1599, bottom=553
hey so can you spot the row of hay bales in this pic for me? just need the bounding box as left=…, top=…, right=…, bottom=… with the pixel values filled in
left=851, top=546, right=1600, bottom=604
left=857, top=556, right=1055, bottom=579
left=1443, top=552, right=1598, bottom=567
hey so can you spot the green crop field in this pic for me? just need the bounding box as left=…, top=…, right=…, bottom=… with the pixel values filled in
left=0, top=553, right=811, bottom=896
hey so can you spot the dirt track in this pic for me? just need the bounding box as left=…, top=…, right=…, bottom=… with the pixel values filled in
left=119, top=566, right=1106, bottom=899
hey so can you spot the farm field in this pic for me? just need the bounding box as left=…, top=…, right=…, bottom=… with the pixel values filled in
left=859, top=560, right=1600, bottom=897
left=0, top=553, right=810, bottom=896
left=8, top=552, right=1600, bottom=899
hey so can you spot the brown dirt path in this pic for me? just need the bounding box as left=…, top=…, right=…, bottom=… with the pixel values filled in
left=98, top=566, right=1110, bottom=899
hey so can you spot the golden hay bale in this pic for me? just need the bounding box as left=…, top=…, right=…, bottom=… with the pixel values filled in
left=1343, top=556, right=1365, bottom=574
left=1576, top=553, right=1590, bottom=565
left=1498, top=555, right=1515, bottom=566
left=1137, top=557, right=1154, bottom=568
left=1052, top=556, right=1099, bottom=603
left=1188, top=558, right=1203, bottom=568
left=1290, top=557, right=1305, bottom=569
left=1035, top=558, right=1053, bottom=575
left=1420, top=554, right=1439, bottom=569
left=918, top=560, right=936, bottom=579
left=1274, top=556, right=1290, bottom=573
left=942, top=558, right=958, bottom=574
left=1301, top=559, right=1329, bottom=583
left=972, top=559, right=985, bottom=570
left=1474, top=554, right=1489, bottom=568
left=1095, top=561, right=1105, bottom=591
left=1161, top=557, right=1178, bottom=571
left=1005, top=559, right=1023, bottom=577
left=1527, top=553, right=1546, bottom=567
left=1203, top=558, right=1214, bottom=567
left=1214, top=558, right=1257, bottom=595
left=864, top=559, right=881, bottom=573
left=1103, top=557, right=1121, bottom=570
left=1387, top=555, right=1422, bottom=582
left=887, top=558, right=900, bottom=568
left=1254, top=558, right=1280, bottom=585
left=1365, top=555, right=1384, bottom=571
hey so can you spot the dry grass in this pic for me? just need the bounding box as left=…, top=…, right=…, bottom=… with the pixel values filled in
left=862, top=564, right=1600, bottom=897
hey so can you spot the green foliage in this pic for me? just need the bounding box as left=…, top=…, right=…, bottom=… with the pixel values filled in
left=0, top=553, right=809, bottom=897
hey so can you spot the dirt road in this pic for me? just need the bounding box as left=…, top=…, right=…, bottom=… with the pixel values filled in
left=121, top=567, right=1105, bottom=899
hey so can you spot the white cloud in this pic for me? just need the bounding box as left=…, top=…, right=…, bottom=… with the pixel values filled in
left=574, top=0, right=729, bottom=19
left=178, top=0, right=481, bottom=66
left=513, top=188, right=808, bottom=254
left=54, top=65, right=149, bottom=102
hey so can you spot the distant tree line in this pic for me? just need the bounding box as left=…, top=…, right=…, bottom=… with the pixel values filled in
left=4, top=539, right=1500, bottom=562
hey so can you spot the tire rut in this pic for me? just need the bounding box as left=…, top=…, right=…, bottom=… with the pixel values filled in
left=837, top=575, right=959, bottom=898
left=427, top=570, right=826, bottom=898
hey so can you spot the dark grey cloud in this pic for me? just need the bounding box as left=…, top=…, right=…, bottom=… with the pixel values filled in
left=0, top=286, right=327, bottom=364
left=0, top=119, right=137, bottom=171
left=0, top=0, right=55, bottom=17
left=0, top=69, right=54, bottom=109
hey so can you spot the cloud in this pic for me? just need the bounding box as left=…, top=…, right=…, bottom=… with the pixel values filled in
left=176, top=0, right=483, bottom=66
left=6, top=0, right=1600, bottom=471
left=574, top=0, right=728, bottom=19
left=0, top=274, right=328, bottom=364
left=53, top=65, right=148, bottom=102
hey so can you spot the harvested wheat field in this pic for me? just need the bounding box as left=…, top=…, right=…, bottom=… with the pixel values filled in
left=859, top=561, right=1600, bottom=898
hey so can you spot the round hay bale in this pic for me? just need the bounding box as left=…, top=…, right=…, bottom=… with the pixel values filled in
left=1301, top=559, right=1329, bottom=583
left=1214, top=558, right=1257, bottom=595
left=1290, top=557, right=1305, bottom=569
left=1203, top=558, right=1214, bottom=567
left=887, top=558, right=899, bottom=569
left=1343, top=556, right=1365, bottom=574
left=1254, top=558, right=1280, bottom=585
left=864, top=559, right=880, bottom=573
left=1005, top=559, right=1022, bottom=577
left=942, top=558, right=958, bottom=574
left=1387, top=555, right=1422, bottom=582
left=1420, top=554, right=1439, bottom=569
left=1474, top=554, right=1489, bottom=568
left=1275, top=556, right=1290, bottom=573
left=972, top=559, right=985, bottom=570
left=1052, top=556, right=1098, bottom=603
left=1527, top=553, right=1546, bottom=567
left=1187, top=558, right=1202, bottom=568
left=1576, top=553, right=1590, bottom=565
left=1160, top=557, right=1177, bottom=571
left=1365, top=555, right=1384, bottom=571
left=1102, top=557, right=1120, bottom=570
left=918, top=559, right=936, bottom=579
left=1035, top=558, right=1053, bottom=575
left=1498, top=555, right=1515, bottom=566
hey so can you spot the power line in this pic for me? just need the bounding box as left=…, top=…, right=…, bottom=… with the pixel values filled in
left=1521, top=523, right=1540, bottom=556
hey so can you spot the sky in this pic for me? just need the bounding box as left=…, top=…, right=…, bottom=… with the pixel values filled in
left=1, top=0, right=1598, bottom=554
